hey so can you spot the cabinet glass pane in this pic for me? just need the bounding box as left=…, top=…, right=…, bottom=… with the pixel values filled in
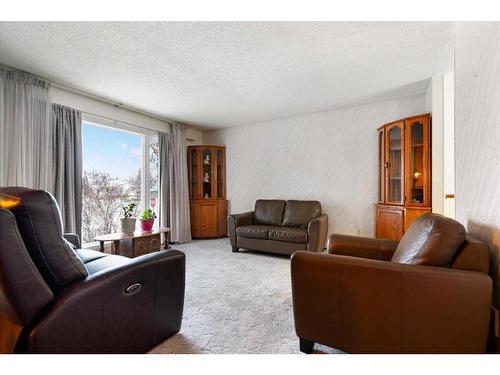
left=409, top=121, right=424, bottom=204
left=190, top=150, right=197, bottom=199
left=378, top=131, right=384, bottom=202
left=216, top=149, right=223, bottom=199
left=388, top=127, right=402, bottom=203
left=202, top=149, right=212, bottom=199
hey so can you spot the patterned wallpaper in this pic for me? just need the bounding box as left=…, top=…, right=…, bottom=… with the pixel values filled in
left=205, top=95, right=426, bottom=237
left=455, top=23, right=500, bottom=311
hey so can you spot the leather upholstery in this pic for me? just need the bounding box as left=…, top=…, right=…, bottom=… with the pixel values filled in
left=0, top=187, right=88, bottom=290
left=292, top=214, right=493, bottom=353
left=254, top=200, right=285, bottom=226
left=269, top=227, right=307, bottom=243
left=0, top=209, right=54, bottom=353
left=0, top=188, right=185, bottom=353
left=236, top=225, right=277, bottom=240
left=228, top=199, right=327, bottom=255
left=291, top=251, right=492, bottom=353
left=328, top=234, right=399, bottom=261
left=392, top=213, right=466, bottom=267
left=282, top=200, right=322, bottom=228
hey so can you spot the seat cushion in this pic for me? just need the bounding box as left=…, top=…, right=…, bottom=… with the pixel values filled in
left=269, top=227, right=308, bottom=243
left=236, top=225, right=277, bottom=240
left=254, top=200, right=285, bottom=226
left=0, top=187, right=88, bottom=290
left=76, top=249, right=108, bottom=264
left=391, top=213, right=466, bottom=267
left=282, top=200, right=322, bottom=228
left=83, top=253, right=130, bottom=275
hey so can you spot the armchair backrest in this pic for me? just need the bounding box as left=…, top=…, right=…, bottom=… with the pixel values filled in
left=0, top=208, right=54, bottom=353
left=391, top=213, right=467, bottom=268
left=0, top=187, right=88, bottom=291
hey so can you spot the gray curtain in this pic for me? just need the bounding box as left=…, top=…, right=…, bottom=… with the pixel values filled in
left=158, top=123, right=192, bottom=243
left=0, top=68, right=53, bottom=190
left=52, top=103, right=82, bottom=237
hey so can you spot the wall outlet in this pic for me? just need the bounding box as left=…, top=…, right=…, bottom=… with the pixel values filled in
left=355, top=227, right=361, bottom=235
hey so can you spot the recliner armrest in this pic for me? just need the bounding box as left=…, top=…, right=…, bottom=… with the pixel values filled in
left=291, top=251, right=492, bottom=353
left=306, top=214, right=328, bottom=252
left=63, top=233, right=81, bottom=249
left=327, top=234, right=398, bottom=261
left=25, top=250, right=185, bottom=353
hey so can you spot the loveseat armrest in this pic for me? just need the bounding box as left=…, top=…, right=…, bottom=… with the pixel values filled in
left=24, top=250, right=185, bottom=353
left=291, top=251, right=492, bottom=353
left=327, top=234, right=399, bottom=261
left=307, top=214, right=328, bottom=252
left=227, top=211, right=254, bottom=249
left=63, top=233, right=81, bottom=249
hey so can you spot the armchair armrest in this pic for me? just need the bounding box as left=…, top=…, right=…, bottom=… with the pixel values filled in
left=63, top=233, right=81, bottom=249
left=291, top=251, right=492, bottom=353
left=307, top=214, right=328, bottom=252
left=227, top=211, right=254, bottom=249
left=25, top=250, right=185, bottom=353
left=327, top=234, right=399, bottom=261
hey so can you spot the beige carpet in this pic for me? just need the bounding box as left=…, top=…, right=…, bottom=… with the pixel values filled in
left=149, top=238, right=337, bottom=354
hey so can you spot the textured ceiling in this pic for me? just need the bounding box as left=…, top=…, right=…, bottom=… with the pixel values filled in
left=0, top=22, right=453, bottom=129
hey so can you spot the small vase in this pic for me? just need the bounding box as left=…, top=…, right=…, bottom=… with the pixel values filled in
left=120, top=218, right=136, bottom=233
left=140, top=219, right=154, bottom=232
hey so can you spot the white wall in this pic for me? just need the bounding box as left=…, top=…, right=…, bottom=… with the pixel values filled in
left=455, top=22, right=500, bottom=325
left=205, top=95, right=426, bottom=237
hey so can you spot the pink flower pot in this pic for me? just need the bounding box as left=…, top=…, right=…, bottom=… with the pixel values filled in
left=140, top=219, right=154, bottom=232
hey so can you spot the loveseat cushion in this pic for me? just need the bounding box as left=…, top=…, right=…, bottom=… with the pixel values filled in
left=282, top=200, right=322, bottom=228
left=391, top=213, right=466, bottom=267
left=0, top=187, right=89, bottom=291
left=268, top=227, right=308, bottom=243
left=254, top=200, right=285, bottom=226
left=236, top=225, right=277, bottom=240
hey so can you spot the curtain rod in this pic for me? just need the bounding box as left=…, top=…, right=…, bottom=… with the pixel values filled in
left=0, top=63, right=186, bottom=128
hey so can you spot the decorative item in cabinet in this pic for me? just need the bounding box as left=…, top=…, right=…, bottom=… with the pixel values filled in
left=375, top=114, right=431, bottom=240
left=188, top=145, right=227, bottom=238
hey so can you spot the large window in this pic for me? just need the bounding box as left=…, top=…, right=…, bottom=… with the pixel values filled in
left=81, top=117, right=159, bottom=244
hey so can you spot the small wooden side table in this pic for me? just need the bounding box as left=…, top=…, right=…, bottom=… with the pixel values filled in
left=94, top=227, right=172, bottom=258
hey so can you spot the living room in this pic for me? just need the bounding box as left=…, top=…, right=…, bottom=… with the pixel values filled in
left=1, top=1, right=500, bottom=373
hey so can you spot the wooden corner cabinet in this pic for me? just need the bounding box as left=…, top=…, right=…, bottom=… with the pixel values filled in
left=375, top=113, right=431, bottom=240
left=188, top=145, right=228, bottom=238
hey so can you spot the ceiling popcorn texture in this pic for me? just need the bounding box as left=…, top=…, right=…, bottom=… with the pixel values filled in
left=0, top=22, right=453, bottom=129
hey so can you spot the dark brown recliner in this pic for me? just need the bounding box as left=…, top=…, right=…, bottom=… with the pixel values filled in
left=291, top=213, right=492, bottom=353
left=0, top=187, right=185, bottom=353
left=228, top=199, right=328, bottom=256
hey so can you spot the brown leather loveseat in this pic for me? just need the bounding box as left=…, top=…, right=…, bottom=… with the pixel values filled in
left=228, top=199, right=328, bottom=255
left=291, top=213, right=492, bottom=353
left=0, top=187, right=185, bottom=353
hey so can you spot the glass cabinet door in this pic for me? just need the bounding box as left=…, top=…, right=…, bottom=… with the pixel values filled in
left=405, top=117, right=430, bottom=206
left=385, top=122, right=404, bottom=205
left=202, top=148, right=213, bottom=199
left=216, top=149, right=224, bottom=199
left=378, top=129, right=385, bottom=203
left=189, top=148, right=199, bottom=199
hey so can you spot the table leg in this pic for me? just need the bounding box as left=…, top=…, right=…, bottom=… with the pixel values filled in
left=113, top=240, right=121, bottom=255
left=99, top=241, right=105, bottom=252
left=164, top=232, right=171, bottom=250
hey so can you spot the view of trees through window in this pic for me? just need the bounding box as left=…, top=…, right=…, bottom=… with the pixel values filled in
left=82, top=122, right=159, bottom=244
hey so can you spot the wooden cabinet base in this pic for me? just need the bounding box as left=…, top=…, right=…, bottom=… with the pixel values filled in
left=375, top=204, right=431, bottom=240
left=190, top=200, right=228, bottom=238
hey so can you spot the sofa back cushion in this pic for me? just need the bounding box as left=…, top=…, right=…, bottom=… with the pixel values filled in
left=0, top=187, right=88, bottom=291
left=282, top=200, right=322, bottom=228
left=254, top=200, right=285, bottom=226
left=391, top=213, right=466, bottom=267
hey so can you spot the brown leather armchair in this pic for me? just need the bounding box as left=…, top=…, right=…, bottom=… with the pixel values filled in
left=0, top=187, right=185, bottom=353
left=291, top=213, right=492, bottom=353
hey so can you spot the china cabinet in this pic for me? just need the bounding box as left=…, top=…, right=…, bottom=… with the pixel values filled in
left=188, top=146, right=227, bottom=238
left=375, top=114, right=431, bottom=240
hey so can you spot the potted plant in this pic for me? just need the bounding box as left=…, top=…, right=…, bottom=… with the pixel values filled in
left=140, top=208, right=156, bottom=232
left=120, top=202, right=137, bottom=233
